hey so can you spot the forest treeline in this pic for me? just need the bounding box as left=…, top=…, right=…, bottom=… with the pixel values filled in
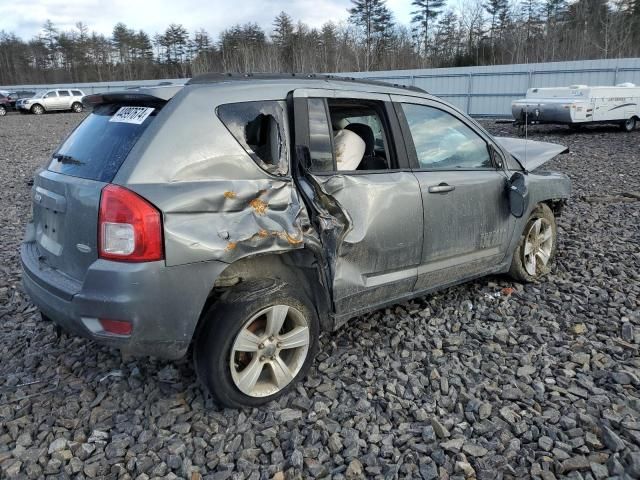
left=1, top=0, right=639, bottom=86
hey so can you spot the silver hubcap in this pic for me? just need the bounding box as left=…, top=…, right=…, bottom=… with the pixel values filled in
left=230, top=305, right=310, bottom=397
left=626, top=119, right=635, bottom=130
left=0, top=108, right=5, bottom=116
left=523, top=218, right=553, bottom=276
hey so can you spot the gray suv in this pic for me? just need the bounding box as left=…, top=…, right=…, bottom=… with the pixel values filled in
left=16, top=88, right=85, bottom=114
left=21, top=74, right=570, bottom=407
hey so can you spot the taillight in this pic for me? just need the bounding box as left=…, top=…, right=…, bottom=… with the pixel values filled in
left=98, top=184, right=163, bottom=262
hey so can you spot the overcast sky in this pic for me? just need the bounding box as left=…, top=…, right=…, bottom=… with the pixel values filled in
left=0, top=0, right=415, bottom=40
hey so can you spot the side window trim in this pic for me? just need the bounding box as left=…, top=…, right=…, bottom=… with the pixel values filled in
left=395, top=100, right=498, bottom=171
left=306, top=97, right=336, bottom=172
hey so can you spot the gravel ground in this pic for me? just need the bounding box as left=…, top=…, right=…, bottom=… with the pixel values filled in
left=0, top=112, right=639, bottom=480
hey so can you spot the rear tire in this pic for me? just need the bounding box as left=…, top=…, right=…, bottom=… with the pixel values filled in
left=194, top=279, right=319, bottom=408
left=31, top=104, right=44, bottom=115
left=508, top=203, right=557, bottom=283
left=621, top=118, right=636, bottom=132
left=0, top=106, right=6, bottom=116
left=71, top=102, right=83, bottom=113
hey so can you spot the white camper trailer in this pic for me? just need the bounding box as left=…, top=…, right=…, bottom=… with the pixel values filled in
left=512, top=83, right=640, bottom=131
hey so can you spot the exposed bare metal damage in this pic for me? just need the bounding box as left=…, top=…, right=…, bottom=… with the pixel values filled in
left=158, top=179, right=309, bottom=266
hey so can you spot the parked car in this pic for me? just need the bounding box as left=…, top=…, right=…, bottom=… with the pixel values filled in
left=7, top=90, right=36, bottom=109
left=16, top=88, right=85, bottom=114
left=21, top=74, right=571, bottom=407
left=0, top=91, right=10, bottom=116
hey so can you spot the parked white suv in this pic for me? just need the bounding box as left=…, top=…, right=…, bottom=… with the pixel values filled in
left=16, top=89, right=85, bottom=115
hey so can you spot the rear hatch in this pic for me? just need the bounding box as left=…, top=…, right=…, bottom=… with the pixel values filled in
left=30, top=98, right=165, bottom=289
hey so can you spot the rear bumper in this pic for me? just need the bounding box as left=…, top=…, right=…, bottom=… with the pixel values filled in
left=21, top=241, right=228, bottom=359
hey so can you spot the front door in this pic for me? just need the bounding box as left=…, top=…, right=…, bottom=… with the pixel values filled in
left=392, top=95, right=516, bottom=291
left=292, top=89, right=424, bottom=318
left=42, top=91, right=59, bottom=110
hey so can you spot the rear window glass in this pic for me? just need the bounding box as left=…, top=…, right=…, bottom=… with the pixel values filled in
left=48, top=104, right=158, bottom=182
left=72, top=90, right=83, bottom=96
left=217, top=101, right=289, bottom=176
left=59, top=90, right=70, bottom=97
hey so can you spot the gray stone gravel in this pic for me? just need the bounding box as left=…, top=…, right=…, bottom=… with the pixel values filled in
left=0, top=113, right=639, bottom=479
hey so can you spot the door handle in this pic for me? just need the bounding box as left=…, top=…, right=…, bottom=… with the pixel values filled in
left=428, top=183, right=455, bottom=194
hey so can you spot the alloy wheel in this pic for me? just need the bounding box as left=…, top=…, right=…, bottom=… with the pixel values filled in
left=230, top=305, right=310, bottom=397
left=523, top=218, right=553, bottom=276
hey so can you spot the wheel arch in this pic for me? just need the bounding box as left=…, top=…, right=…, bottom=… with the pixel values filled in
left=541, top=198, right=566, bottom=218
left=193, top=249, right=333, bottom=341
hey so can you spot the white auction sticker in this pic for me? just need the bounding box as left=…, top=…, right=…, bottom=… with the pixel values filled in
left=109, top=106, right=155, bottom=124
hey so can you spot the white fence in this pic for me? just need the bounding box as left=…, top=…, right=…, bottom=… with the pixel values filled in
left=344, top=58, right=640, bottom=117
left=3, top=58, right=640, bottom=117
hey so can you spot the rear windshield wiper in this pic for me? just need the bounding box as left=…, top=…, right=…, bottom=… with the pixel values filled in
left=53, top=153, right=83, bottom=165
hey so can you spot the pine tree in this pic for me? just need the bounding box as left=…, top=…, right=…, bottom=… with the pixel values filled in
left=272, top=12, right=295, bottom=71
left=349, top=0, right=392, bottom=70
left=411, top=0, right=446, bottom=58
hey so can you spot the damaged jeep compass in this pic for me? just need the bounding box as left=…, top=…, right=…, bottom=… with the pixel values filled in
left=21, top=74, right=571, bottom=407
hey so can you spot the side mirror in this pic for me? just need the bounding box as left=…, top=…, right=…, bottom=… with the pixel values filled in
left=295, top=145, right=311, bottom=172
left=508, top=172, right=529, bottom=218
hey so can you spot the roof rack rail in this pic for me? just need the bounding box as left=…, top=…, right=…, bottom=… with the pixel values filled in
left=185, top=72, right=427, bottom=94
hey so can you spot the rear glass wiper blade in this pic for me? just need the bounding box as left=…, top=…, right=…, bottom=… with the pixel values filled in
left=53, top=153, right=84, bottom=165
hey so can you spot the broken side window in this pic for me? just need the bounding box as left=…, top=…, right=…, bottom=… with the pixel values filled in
left=217, top=101, right=289, bottom=176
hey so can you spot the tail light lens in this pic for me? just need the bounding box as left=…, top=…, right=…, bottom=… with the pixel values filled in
left=98, top=184, right=163, bottom=262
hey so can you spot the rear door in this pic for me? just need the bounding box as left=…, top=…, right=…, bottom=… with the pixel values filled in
left=29, top=103, right=160, bottom=289
left=57, top=90, right=72, bottom=109
left=292, top=88, right=423, bottom=317
left=392, top=95, right=515, bottom=290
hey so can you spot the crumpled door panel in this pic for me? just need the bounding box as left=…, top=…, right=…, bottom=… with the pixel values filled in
left=306, top=172, right=423, bottom=316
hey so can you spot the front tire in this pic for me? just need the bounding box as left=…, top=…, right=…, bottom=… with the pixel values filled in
left=71, top=102, right=83, bottom=113
left=508, top=203, right=557, bottom=283
left=194, top=279, right=319, bottom=408
left=0, top=105, right=6, bottom=116
left=31, top=104, right=44, bottom=115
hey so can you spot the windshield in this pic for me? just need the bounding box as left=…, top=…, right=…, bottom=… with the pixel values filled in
left=48, top=103, right=159, bottom=182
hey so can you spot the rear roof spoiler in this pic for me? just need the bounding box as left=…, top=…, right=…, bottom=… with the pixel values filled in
left=83, top=86, right=183, bottom=107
